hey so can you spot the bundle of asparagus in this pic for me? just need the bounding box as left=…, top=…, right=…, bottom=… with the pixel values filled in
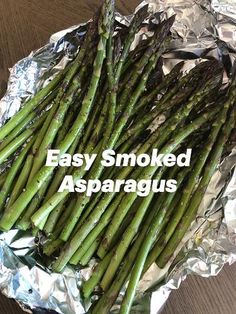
left=0, top=1, right=235, bottom=313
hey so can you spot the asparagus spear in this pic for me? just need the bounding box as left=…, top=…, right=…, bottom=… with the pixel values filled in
left=98, top=66, right=222, bottom=259
left=43, top=239, right=64, bottom=257
left=0, top=69, right=66, bottom=141
left=82, top=246, right=117, bottom=299
left=43, top=199, right=76, bottom=256
left=52, top=105, right=218, bottom=272
left=69, top=193, right=125, bottom=265
left=28, top=71, right=84, bottom=179
left=0, top=138, right=35, bottom=212
left=116, top=84, right=195, bottom=149
left=0, top=88, right=57, bottom=151
left=30, top=141, right=102, bottom=229
left=86, top=161, right=191, bottom=300
left=28, top=75, right=92, bottom=228
left=100, top=139, right=198, bottom=288
left=100, top=175, right=159, bottom=289
left=115, top=5, right=149, bottom=83
left=117, top=18, right=174, bottom=116
left=17, top=109, right=70, bottom=228
left=9, top=95, right=63, bottom=211
left=157, top=106, right=235, bottom=268
left=43, top=103, right=103, bottom=227
left=79, top=230, right=105, bottom=266
left=0, top=5, right=234, bottom=312
left=91, top=201, right=163, bottom=313
left=44, top=69, right=103, bottom=197
left=0, top=111, right=47, bottom=166
left=20, top=15, right=174, bottom=234
left=42, top=133, right=85, bottom=202
left=60, top=70, right=220, bottom=265
left=73, top=191, right=104, bottom=231
left=69, top=20, right=117, bottom=243
left=97, top=159, right=195, bottom=284
left=119, top=100, right=233, bottom=314
left=32, top=28, right=99, bottom=179
left=6, top=151, right=34, bottom=207
left=26, top=99, right=61, bottom=185
left=145, top=102, right=235, bottom=269
left=60, top=42, right=163, bottom=242
left=16, top=177, right=53, bottom=230
left=0, top=0, right=114, bottom=231
left=129, top=61, right=184, bottom=118
left=120, top=107, right=234, bottom=313
left=43, top=199, right=68, bottom=236
left=39, top=19, right=171, bottom=240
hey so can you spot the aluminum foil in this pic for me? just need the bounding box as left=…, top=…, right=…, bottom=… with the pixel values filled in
left=0, top=1, right=236, bottom=313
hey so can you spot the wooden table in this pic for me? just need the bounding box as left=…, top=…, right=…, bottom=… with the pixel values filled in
left=0, top=1, right=235, bottom=313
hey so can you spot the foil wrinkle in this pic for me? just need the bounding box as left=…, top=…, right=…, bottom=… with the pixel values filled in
left=0, top=1, right=235, bottom=313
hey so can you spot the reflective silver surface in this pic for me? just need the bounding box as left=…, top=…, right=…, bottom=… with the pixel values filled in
left=0, top=1, right=235, bottom=313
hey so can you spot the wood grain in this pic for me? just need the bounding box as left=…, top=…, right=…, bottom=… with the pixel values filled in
left=0, top=1, right=236, bottom=313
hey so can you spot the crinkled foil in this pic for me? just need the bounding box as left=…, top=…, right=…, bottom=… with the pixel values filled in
left=0, top=1, right=236, bottom=313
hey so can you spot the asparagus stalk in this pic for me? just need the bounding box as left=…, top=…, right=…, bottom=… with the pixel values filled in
left=98, top=70, right=221, bottom=259
left=100, top=185, right=156, bottom=289
left=0, top=0, right=114, bottom=231
left=129, top=61, right=184, bottom=117
left=62, top=18, right=172, bottom=240
left=145, top=100, right=234, bottom=269
left=13, top=95, right=66, bottom=213
left=68, top=23, right=117, bottom=242
left=43, top=239, right=64, bottom=257
left=91, top=207, right=158, bottom=313
left=0, top=69, right=67, bottom=141
left=82, top=247, right=117, bottom=299
left=33, top=29, right=99, bottom=178
left=69, top=193, right=125, bottom=265
left=0, top=138, right=34, bottom=212
left=74, top=192, right=104, bottom=231
left=116, top=17, right=175, bottom=115
left=88, top=164, right=188, bottom=299
left=28, top=72, right=84, bottom=179
left=48, top=67, right=103, bottom=188
left=99, top=196, right=146, bottom=257
left=61, top=78, right=219, bottom=265
left=16, top=176, right=53, bottom=230
left=115, top=5, right=149, bottom=80
left=59, top=37, right=164, bottom=242
left=132, top=143, right=201, bottom=276
left=58, top=27, right=120, bottom=241
left=0, top=88, right=57, bottom=151
left=43, top=134, right=85, bottom=202
left=53, top=106, right=218, bottom=272
left=91, top=195, right=172, bottom=313
left=43, top=199, right=76, bottom=256
left=156, top=106, right=235, bottom=268
left=26, top=99, right=60, bottom=184
left=30, top=141, right=102, bottom=229
left=119, top=102, right=232, bottom=314
left=80, top=91, right=107, bottom=149
left=6, top=151, right=34, bottom=207
left=116, top=84, right=195, bottom=149
left=22, top=15, right=173, bottom=234
left=54, top=107, right=76, bottom=148
left=0, top=5, right=234, bottom=311
left=0, top=111, right=47, bottom=166
left=79, top=230, right=105, bottom=266
left=98, top=159, right=192, bottom=269
left=43, top=199, right=68, bottom=236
